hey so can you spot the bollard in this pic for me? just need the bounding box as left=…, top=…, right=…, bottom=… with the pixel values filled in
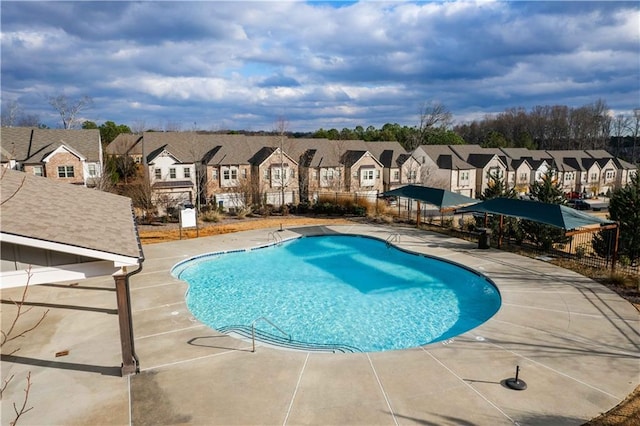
left=506, top=365, right=527, bottom=390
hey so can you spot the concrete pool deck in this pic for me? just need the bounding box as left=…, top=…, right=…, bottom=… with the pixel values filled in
left=1, top=223, right=639, bottom=425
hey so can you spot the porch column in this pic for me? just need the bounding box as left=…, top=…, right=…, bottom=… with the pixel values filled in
left=114, top=270, right=139, bottom=376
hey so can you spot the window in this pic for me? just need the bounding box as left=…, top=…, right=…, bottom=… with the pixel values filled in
left=519, top=172, right=528, bottom=182
left=57, top=166, right=74, bottom=178
left=183, top=167, right=191, bottom=178
left=590, top=173, right=598, bottom=182
left=242, top=169, right=247, bottom=179
left=488, top=167, right=501, bottom=179
left=327, top=169, right=334, bottom=180
left=264, top=169, right=269, bottom=179
left=231, top=169, right=238, bottom=180
left=33, top=166, right=44, bottom=177
left=223, top=169, right=230, bottom=180
left=273, top=168, right=281, bottom=180
left=564, top=172, right=573, bottom=181
left=361, top=169, right=374, bottom=185
left=155, top=169, right=162, bottom=179
left=212, top=169, right=218, bottom=180
left=88, top=164, right=97, bottom=177
left=169, top=168, right=176, bottom=179
left=460, top=171, right=470, bottom=183
left=409, top=170, right=416, bottom=181
left=605, top=170, right=614, bottom=181
left=376, top=170, right=381, bottom=179
left=393, top=170, right=400, bottom=181
left=313, top=170, right=318, bottom=179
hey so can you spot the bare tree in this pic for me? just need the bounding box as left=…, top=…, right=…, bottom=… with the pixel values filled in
left=632, top=109, right=640, bottom=164
left=1, top=100, right=22, bottom=127
left=47, top=94, right=93, bottom=129
left=408, top=101, right=452, bottom=150
left=273, top=117, right=295, bottom=208
left=612, top=114, right=631, bottom=157
left=130, top=120, right=147, bottom=135
left=1, top=268, right=48, bottom=426
left=125, top=179, right=155, bottom=221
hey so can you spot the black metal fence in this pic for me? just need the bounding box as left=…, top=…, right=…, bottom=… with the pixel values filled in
left=310, top=191, right=639, bottom=276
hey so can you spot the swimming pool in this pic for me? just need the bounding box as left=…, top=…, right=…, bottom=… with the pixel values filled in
left=172, top=235, right=501, bottom=352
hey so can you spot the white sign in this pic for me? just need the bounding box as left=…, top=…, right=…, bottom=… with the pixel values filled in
left=180, top=208, right=197, bottom=228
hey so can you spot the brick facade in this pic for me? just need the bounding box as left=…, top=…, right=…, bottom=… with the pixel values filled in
left=44, top=152, right=84, bottom=185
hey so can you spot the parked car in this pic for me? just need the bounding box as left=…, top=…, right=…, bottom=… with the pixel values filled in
left=565, top=191, right=582, bottom=199
left=378, top=195, right=398, bottom=206
left=567, top=199, right=590, bottom=210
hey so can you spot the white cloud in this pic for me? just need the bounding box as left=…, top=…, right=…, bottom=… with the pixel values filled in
left=1, top=1, right=638, bottom=131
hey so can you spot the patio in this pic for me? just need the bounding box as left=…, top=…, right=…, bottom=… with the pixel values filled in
left=1, top=224, right=638, bottom=425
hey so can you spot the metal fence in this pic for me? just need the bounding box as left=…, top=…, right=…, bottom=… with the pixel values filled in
left=310, top=191, right=638, bottom=276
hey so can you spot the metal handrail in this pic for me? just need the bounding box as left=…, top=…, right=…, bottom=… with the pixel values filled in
left=251, top=316, right=291, bottom=352
left=267, top=231, right=282, bottom=245
left=385, top=233, right=400, bottom=246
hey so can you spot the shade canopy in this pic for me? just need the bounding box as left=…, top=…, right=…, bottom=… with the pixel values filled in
left=382, top=185, right=476, bottom=210
left=456, top=197, right=614, bottom=231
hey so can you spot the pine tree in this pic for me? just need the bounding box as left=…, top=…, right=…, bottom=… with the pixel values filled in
left=593, top=169, right=640, bottom=263
left=479, top=173, right=516, bottom=200
left=477, top=173, right=520, bottom=241
left=520, top=169, right=567, bottom=250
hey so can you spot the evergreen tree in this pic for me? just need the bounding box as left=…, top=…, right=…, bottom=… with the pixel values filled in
left=520, top=169, right=567, bottom=250
left=477, top=173, right=520, bottom=241
left=593, top=169, right=640, bottom=263
left=480, top=173, right=516, bottom=200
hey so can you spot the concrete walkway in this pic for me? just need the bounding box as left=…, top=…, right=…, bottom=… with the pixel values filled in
left=2, top=224, right=639, bottom=425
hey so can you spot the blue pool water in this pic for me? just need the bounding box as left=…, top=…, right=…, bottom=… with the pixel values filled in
left=173, top=235, right=501, bottom=352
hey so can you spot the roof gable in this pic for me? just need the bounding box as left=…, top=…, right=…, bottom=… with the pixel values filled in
left=42, top=144, right=86, bottom=162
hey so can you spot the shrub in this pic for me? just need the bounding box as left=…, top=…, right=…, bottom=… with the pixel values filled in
left=575, top=244, right=588, bottom=259
left=236, top=207, right=252, bottom=219
left=201, top=210, right=222, bottom=222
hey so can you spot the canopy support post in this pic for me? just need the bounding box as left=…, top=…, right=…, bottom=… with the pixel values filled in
left=498, top=214, right=504, bottom=249
left=114, top=266, right=141, bottom=376
left=612, top=222, right=620, bottom=272
left=416, top=200, right=421, bottom=228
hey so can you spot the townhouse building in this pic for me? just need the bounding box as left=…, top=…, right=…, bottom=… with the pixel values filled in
left=412, top=145, right=477, bottom=198
left=3, top=126, right=632, bottom=214
left=368, top=141, right=421, bottom=192
left=446, top=145, right=510, bottom=197
left=1, top=127, right=103, bottom=187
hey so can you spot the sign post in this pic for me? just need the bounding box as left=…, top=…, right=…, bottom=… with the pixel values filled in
left=179, top=205, right=198, bottom=239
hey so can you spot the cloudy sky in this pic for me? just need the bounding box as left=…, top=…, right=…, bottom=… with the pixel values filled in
left=1, top=1, right=639, bottom=132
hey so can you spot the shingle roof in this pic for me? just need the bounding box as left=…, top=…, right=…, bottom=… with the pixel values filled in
left=0, top=127, right=101, bottom=163
left=341, top=150, right=368, bottom=167
left=418, top=145, right=474, bottom=170
left=105, top=133, right=143, bottom=156
left=366, top=141, right=407, bottom=168
left=0, top=169, right=142, bottom=260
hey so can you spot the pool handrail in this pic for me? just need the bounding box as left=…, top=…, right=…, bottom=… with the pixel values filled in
left=251, top=316, right=290, bottom=352
left=267, top=231, right=283, bottom=245
left=385, top=232, right=400, bottom=246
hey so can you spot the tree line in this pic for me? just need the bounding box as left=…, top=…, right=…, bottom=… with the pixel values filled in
left=2, top=95, right=639, bottom=162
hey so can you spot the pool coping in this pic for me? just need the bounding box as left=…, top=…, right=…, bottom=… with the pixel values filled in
left=173, top=232, right=503, bottom=353
left=1, top=223, right=638, bottom=425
